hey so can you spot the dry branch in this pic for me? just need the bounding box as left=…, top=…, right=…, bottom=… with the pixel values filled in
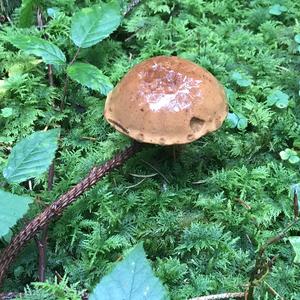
left=0, top=143, right=142, bottom=286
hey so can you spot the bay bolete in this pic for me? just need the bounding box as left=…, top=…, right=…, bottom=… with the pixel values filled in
left=0, top=57, right=228, bottom=285
left=104, top=56, right=228, bottom=145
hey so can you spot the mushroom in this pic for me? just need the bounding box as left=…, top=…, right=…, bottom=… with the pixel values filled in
left=0, top=56, right=228, bottom=286
left=104, top=56, right=228, bottom=145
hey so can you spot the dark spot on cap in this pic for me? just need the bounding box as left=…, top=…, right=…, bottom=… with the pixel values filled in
left=187, top=134, right=194, bottom=140
left=190, top=117, right=205, bottom=132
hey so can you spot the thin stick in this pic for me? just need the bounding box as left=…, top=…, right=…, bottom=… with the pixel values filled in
left=124, top=0, right=142, bottom=16
left=60, top=47, right=80, bottom=111
left=33, top=7, right=56, bottom=282
left=246, top=191, right=299, bottom=300
left=263, top=281, right=284, bottom=300
left=141, top=159, right=169, bottom=183
left=0, top=292, right=21, bottom=300
left=189, top=292, right=245, bottom=300
left=0, top=142, right=142, bottom=287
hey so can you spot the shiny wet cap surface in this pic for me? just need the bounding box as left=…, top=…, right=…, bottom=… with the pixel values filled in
left=104, top=56, right=228, bottom=145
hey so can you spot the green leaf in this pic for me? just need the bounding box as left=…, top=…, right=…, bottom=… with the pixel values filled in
left=289, top=155, right=300, bottom=164
left=0, top=190, right=32, bottom=238
left=1, top=107, right=14, bottom=118
left=225, top=88, right=236, bottom=106
left=227, top=113, right=239, bottom=128
left=67, top=63, right=113, bottom=95
left=294, top=34, right=300, bottom=44
left=8, top=34, right=66, bottom=66
left=267, top=90, right=289, bottom=108
left=3, top=129, right=60, bottom=183
left=237, top=116, right=248, bottom=130
left=47, top=7, right=60, bottom=18
left=227, top=113, right=248, bottom=130
left=230, top=71, right=252, bottom=87
left=269, top=4, right=287, bottom=16
left=279, top=150, right=289, bottom=160
left=19, top=0, right=37, bottom=27
left=71, top=2, right=122, bottom=48
left=279, top=148, right=300, bottom=164
left=289, top=237, right=300, bottom=264
left=89, top=243, right=168, bottom=300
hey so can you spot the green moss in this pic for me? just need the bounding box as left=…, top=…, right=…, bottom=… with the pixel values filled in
left=1, top=0, right=300, bottom=299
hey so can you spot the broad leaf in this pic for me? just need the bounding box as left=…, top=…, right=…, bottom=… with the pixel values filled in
left=67, top=63, right=113, bottom=95
left=227, top=113, right=248, bottom=130
left=71, top=2, right=122, bottom=48
left=289, top=237, right=300, bottom=264
left=295, top=34, right=300, bottom=44
left=279, top=148, right=300, bottom=164
left=269, top=4, right=287, bottom=16
left=89, top=243, right=168, bottom=300
left=0, top=190, right=32, bottom=238
left=267, top=90, right=289, bottom=108
left=8, top=34, right=66, bottom=66
left=230, top=71, right=252, bottom=87
left=3, top=129, right=60, bottom=183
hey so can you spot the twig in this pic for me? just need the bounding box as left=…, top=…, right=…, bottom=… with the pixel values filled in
left=236, top=198, right=251, bottom=210
left=246, top=190, right=300, bottom=300
left=35, top=163, right=55, bottom=282
left=189, top=292, right=245, bottom=300
left=60, top=47, right=80, bottom=111
left=69, top=47, right=80, bottom=66
left=36, top=7, right=43, bottom=30
left=141, top=159, right=169, bottom=184
left=124, top=0, right=142, bottom=16
left=130, top=173, right=157, bottom=178
left=0, top=142, right=143, bottom=286
left=0, top=292, right=21, bottom=300
left=294, top=188, right=299, bottom=220
left=34, top=7, right=56, bottom=283
left=263, top=281, right=284, bottom=300
left=0, top=291, right=88, bottom=300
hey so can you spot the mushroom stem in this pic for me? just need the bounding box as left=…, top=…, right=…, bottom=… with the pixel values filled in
left=170, top=144, right=184, bottom=161
left=0, top=142, right=142, bottom=287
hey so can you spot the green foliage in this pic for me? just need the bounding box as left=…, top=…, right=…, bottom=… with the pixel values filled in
left=269, top=4, right=287, bottom=16
left=3, top=129, right=60, bottom=183
left=90, top=243, right=168, bottom=300
left=1, top=0, right=300, bottom=299
left=15, top=276, right=82, bottom=299
left=230, top=71, right=252, bottom=87
left=0, top=190, right=32, bottom=237
left=70, top=2, right=122, bottom=48
left=279, top=148, right=300, bottom=164
left=19, top=0, right=37, bottom=27
left=227, top=113, right=248, bottom=130
left=67, top=63, right=113, bottom=95
left=289, top=237, right=300, bottom=264
left=8, top=34, right=66, bottom=66
left=267, top=90, right=289, bottom=108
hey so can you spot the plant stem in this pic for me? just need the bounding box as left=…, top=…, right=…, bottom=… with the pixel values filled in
left=34, top=7, right=55, bottom=283
left=246, top=217, right=299, bottom=299
left=0, top=142, right=142, bottom=287
left=60, top=47, right=81, bottom=111
left=124, top=0, right=142, bottom=16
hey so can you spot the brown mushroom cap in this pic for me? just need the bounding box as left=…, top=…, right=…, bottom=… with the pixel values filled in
left=104, top=56, right=228, bottom=145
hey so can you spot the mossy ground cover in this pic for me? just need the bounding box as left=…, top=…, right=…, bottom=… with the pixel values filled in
left=1, top=0, right=300, bottom=299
